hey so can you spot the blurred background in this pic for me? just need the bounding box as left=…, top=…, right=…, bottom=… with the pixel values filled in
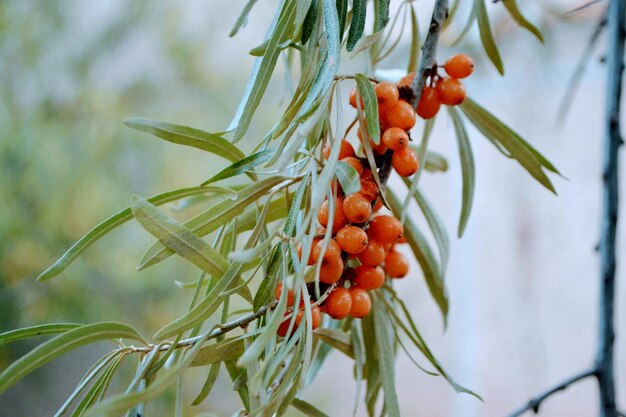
left=0, top=0, right=624, bottom=416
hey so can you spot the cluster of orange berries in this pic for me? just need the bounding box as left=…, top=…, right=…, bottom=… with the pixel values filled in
left=409, top=54, right=474, bottom=120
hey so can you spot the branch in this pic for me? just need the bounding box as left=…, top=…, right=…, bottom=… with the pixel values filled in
left=409, top=0, right=449, bottom=109
left=507, top=369, right=597, bottom=417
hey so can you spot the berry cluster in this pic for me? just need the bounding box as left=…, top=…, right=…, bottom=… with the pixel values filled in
left=406, top=54, right=474, bottom=120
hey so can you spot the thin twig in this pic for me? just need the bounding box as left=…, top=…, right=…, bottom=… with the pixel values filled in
left=507, top=369, right=596, bottom=417
left=409, top=0, right=449, bottom=108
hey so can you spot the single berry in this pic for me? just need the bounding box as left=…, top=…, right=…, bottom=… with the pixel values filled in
left=360, top=178, right=379, bottom=202
left=319, top=257, right=345, bottom=284
left=367, top=215, right=403, bottom=244
left=323, top=140, right=355, bottom=160
left=373, top=198, right=383, bottom=212
left=312, top=238, right=341, bottom=264
left=416, top=86, right=441, bottom=119
left=436, top=78, right=466, bottom=106
left=386, top=100, right=417, bottom=131
left=397, top=72, right=416, bottom=89
left=392, top=147, right=419, bottom=177
left=349, top=88, right=362, bottom=108
left=336, top=226, right=369, bottom=254
left=353, top=265, right=385, bottom=290
left=444, top=54, right=474, bottom=79
left=275, top=282, right=296, bottom=306
left=375, top=81, right=400, bottom=104
left=341, top=156, right=364, bottom=176
left=379, top=104, right=391, bottom=131
left=297, top=241, right=317, bottom=266
left=325, top=287, right=352, bottom=320
left=382, top=127, right=410, bottom=151
left=343, top=193, right=372, bottom=224
left=357, top=239, right=386, bottom=267
left=349, top=287, right=372, bottom=318
left=318, top=197, right=348, bottom=232
left=310, top=306, right=322, bottom=329
left=384, top=250, right=409, bottom=278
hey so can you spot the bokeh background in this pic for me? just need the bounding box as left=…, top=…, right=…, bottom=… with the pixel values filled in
left=1, top=1, right=624, bottom=416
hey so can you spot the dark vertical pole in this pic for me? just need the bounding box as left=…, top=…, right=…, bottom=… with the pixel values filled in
left=597, top=1, right=624, bottom=416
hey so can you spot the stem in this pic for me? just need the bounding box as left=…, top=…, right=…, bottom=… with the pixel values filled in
left=596, top=0, right=624, bottom=415
left=409, top=0, right=449, bottom=109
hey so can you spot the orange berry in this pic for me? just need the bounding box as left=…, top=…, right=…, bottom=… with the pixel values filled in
left=275, top=282, right=296, bottom=306
left=323, top=140, right=355, bottom=160
left=367, top=215, right=403, bottom=244
left=370, top=139, right=389, bottom=155
left=375, top=81, right=400, bottom=104
left=444, top=54, right=474, bottom=79
left=319, top=257, right=344, bottom=284
left=360, top=178, right=379, bottom=202
left=277, top=306, right=322, bottom=337
left=392, top=147, right=419, bottom=177
left=382, top=127, right=409, bottom=151
left=341, top=156, right=364, bottom=176
left=349, top=88, right=359, bottom=108
left=397, top=72, right=416, bottom=89
left=416, top=86, right=441, bottom=119
left=386, top=100, right=416, bottom=131
left=325, top=287, right=352, bottom=320
left=343, top=193, right=372, bottom=224
left=373, top=198, right=383, bottom=212
left=349, top=287, right=372, bottom=318
left=336, top=226, right=369, bottom=254
left=379, top=104, right=390, bottom=131
left=312, top=239, right=341, bottom=264
left=310, top=306, right=322, bottom=329
left=384, top=250, right=409, bottom=278
left=318, top=197, right=348, bottom=232
left=297, top=241, right=317, bottom=266
left=353, top=265, right=385, bottom=290
left=357, top=239, right=385, bottom=267
left=435, top=78, right=466, bottom=106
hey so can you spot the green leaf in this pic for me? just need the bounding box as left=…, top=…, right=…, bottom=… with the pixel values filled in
left=191, top=338, right=245, bottom=367
left=372, top=298, right=400, bottom=417
left=301, top=0, right=318, bottom=44
left=459, top=97, right=558, bottom=193
left=346, top=0, right=366, bottom=52
left=253, top=244, right=282, bottom=311
left=71, top=354, right=127, bottom=416
left=202, top=148, right=275, bottom=185
left=407, top=4, right=420, bottom=73
left=191, top=363, right=220, bottom=405
left=448, top=107, right=476, bottom=237
left=335, top=161, right=361, bottom=195
left=283, top=174, right=310, bottom=237
left=0, top=323, right=82, bottom=344
left=374, top=0, right=391, bottom=32
left=336, top=0, right=348, bottom=41
left=502, top=0, right=544, bottom=42
left=131, top=196, right=229, bottom=277
left=228, top=0, right=297, bottom=142
left=138, top=177, right=289, bottom=270
left=355, top=73, right=380, bottom=145
left=124, top=118, right=246, bottom=165
left=0, top=322, right=145, bottom=394
left=292, top=398, right=330, bottom=417
left=474, top=0, right=504, bottom=75
left=38, top=186, right=233, bottom=281
left=313, top=328, right=354, bottom=358
left=424, top=150, right=448, bottom=173
left=230, top=0, right=260, bottom=37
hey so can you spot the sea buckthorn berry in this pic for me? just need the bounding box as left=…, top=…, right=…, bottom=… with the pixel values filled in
left=349, top=88, right=359, bottom=108
left=310, top=306, right=322, bottom=329
left=379, top=104, right=390, bottom=131
left=341, top=156, right=364, bottom=176
left=392, top=147, right=419, bottom=177
left=386, top=100, right=417, bottom=131
left=373, top=198, right=383, bottom=212
left=357, top=239, right=385, bottom=267
left=336, top=226, right=369, bottom=254
left=277, top=311, right=295, bottom=337
left=375, top=81, right=400, bottom=104
left=325, top=287, right=352, bottom=320
left=397, top=72, right=416, bottom=89
left=312, top=239, right=341, bottom=264
left=360, top=178, right=379, bottom=202
left=416, top=86, right=441, bottom=119
left=275, top=282, right=296, bottom=306
left=382, top=127, right=410, bottom=151
left=353, top=265, right=385, bottom=290
left=444, top=54, right=474, bottom=79
left=368, top=215, right=403, bottom=244
left=318, top=197, right=348, bottom=232
left=349, top=287, right=372, bottom=318
left=370, top=139, right=389, bottom=155
left=323, top=140, right=355, bottom=160
left=297, top=241, right=318, bottom=266
left=435, top=78, right=466, bottom=106
left=343, top=193, right=372, bottom=224
left=384, top=250, right=409, bottom=278
left=319, top=257, right=345, bottom=284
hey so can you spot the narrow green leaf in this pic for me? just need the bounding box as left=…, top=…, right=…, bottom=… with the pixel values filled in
left=361, top=315, right=380, bottom=416
left=502, top=0, right=544, bottom=42
left=0, top=322, right=145, bottom=394
left=448, top=107, right=476, bottom=237
left=475, top=0, right=504, bottom=75
left=313, top=328, right=354, bottom=358
left=202, top=148, right=275, bottom=185
left=336, top=0, right=348, bottom=41
left=355, top=73, right=380, bottom=145
left=451, top=6, right=477, bottom=47
left=71, top=354, right=127, bottom=417
left=38, top=186, right=233, bottom=281
left=346, top=0, right=366, bottom=52
left=284, top=174, right=310, bottom=237
left=372, top=298, right=400, bottom=417
left=131, top=196, right=229, bottom=277
left=191, top=363, right=220, bottom=405
left=336, top=161, right=361, bottom=195
left=0, top=323, right=82, bottom=344
left=191, top=338, right=244, bottom=367
left=459, top=97, right=557, bottom=193
left=407, top=4, right=420, bottom=73
left=230, top=0, right=260, bottom=37
left=301, top=0, right=318, bottom=44
left=374, top=0, right=391, bottom=32
left=253, top=244, right=282, bottom=311
left=292, top=398, right=331, bottom=417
